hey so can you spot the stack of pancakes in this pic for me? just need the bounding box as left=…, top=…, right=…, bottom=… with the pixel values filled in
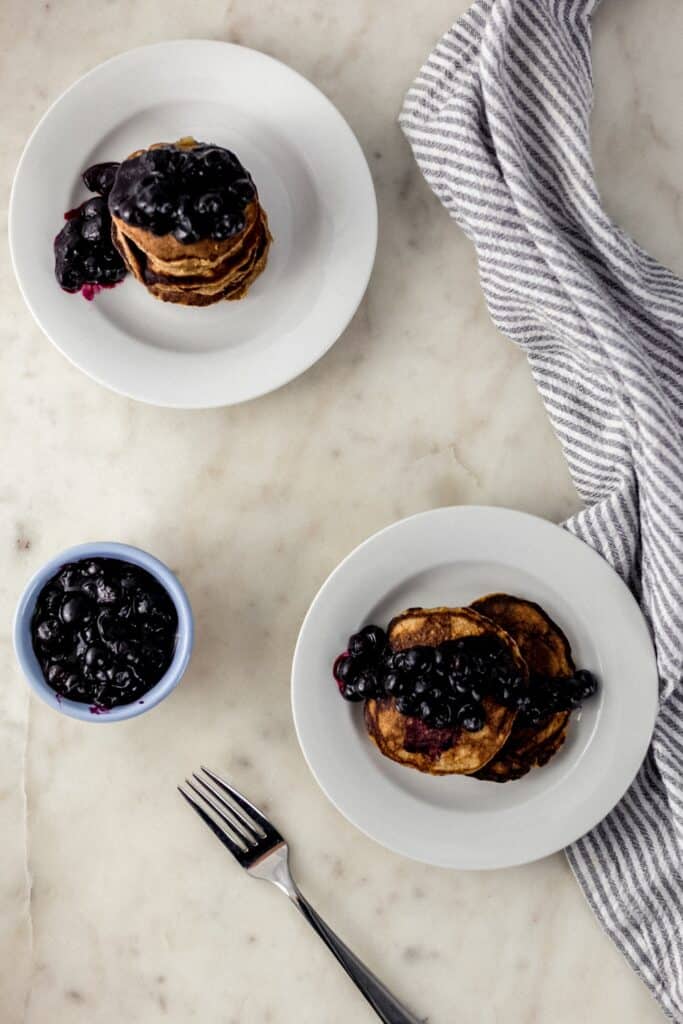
left=364, top=595, right=574, bottom=782
left=110, top=139, right=271, bottom=307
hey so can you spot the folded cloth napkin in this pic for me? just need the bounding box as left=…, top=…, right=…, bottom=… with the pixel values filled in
left=400, top=0, right=683, bottom=1017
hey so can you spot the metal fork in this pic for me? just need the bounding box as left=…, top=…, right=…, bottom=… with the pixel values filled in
left=179, top=767, right=423, bottom=1024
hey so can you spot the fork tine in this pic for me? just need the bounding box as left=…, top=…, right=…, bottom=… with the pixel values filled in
left=191, top=773, right=260, bottom=845
left=185, top=779, right=255, bottom=848
left=200, top=766, right=281, bottom=839
left=177, top=786, right=247, bottom=861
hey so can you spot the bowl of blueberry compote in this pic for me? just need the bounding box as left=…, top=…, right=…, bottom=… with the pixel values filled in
left=13, top=542, right=193, bottom=721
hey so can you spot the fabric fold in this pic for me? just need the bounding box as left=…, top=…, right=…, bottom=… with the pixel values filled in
left=400, top=1, right=683, bottom=1019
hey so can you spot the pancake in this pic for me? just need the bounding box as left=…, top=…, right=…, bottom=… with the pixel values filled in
left=470, top=595, right=574, bottom=782
left=108, top=138, right=271, bottom=306
left=112, top=208, right=271, bottom=306
left=364, top=607, right=527, bottom=776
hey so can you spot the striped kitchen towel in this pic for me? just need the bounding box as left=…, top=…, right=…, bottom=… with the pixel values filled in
left=400, top=0, right=683, bottom=1018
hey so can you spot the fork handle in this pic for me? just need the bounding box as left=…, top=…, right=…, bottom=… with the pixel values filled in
left=292, top=892, right=423, bottom=1024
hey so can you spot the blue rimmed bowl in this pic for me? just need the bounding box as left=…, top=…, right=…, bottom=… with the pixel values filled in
left=13, top=541, right=194, bottom=722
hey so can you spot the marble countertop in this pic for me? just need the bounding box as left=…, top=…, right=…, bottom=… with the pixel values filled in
left=2, top=1, right=681, bottom=1021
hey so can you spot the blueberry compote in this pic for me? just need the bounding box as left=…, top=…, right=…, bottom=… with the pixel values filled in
left=54, top=158, right=127, bottom=300
left=108, top=142, right=256, bottom=244
left=31, top=558, right=178, bottom=709
left=333, top=624, right=597, bottom=733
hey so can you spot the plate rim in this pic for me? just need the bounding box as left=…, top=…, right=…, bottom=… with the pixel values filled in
left=8, top=39, right=378, bottom=408
left=291, top=505, right=659, bottom=869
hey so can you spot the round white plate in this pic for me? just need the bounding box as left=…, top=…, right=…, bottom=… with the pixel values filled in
left=9, top=41, right=377, bottom=408
left=291, top=506, right=658, bottom=870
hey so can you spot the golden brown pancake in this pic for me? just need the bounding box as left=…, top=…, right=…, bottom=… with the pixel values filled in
left=470, top=594, right=574, bottom=782
left=364, top=607, right=527, bottom=776
left=109, top=138, right=271, bottom=306
left=112, top=209, right=271, bottom=306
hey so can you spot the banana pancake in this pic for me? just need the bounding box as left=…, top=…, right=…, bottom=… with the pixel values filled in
left=364, top=607, right=527, bottom=776
left=470, top=595, right=574, bottom=782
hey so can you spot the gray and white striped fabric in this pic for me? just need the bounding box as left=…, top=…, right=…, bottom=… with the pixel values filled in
left=400, top=0, right=683, bottom=1017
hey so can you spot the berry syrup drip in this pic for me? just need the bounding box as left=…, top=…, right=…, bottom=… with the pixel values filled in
left=333, top=625, right=598, bottom=733
left=108, top=142, right=256, bottom=244
left=54, top=161, right=126, bottom=297
left=31, top=558, right=178, bottom=709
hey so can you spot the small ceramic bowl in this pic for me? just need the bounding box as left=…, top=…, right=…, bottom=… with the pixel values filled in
left=13, top=541, right=194, bottom=722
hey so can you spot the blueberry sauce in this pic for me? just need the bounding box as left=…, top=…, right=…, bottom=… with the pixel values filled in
left=31, top=558, right=178, bottom=709
left=108, top=141, right=256, bottom=244
left=333, top=624, right=598, bottom=732
left=54, top=195, right=127, bottom=296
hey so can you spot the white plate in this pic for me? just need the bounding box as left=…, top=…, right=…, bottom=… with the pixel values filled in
left=9, top=41, right=377, bottom=408
left=291, top=506, right=658, bottom=869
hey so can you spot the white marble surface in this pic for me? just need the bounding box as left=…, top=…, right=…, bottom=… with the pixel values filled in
left=1, top=1, right=681, bottom=1021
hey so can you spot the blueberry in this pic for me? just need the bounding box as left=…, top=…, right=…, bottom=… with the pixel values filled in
left=144, top=149, right=175, bottom=173
left=413, top=675, right=431, bottom=697
left=112, top=668, right=133, bottom=690
left=196, top=192, right=224, bottom=216
left=82, top=198, right=103, bottom=219
left=383, top=671, right=405, bottom=697
left=115, top=199, right=136, bottom=222
left=82, top=161, right=120, bottom=197
left=333, top=653, right=355, bottom=684
left=36, top=617, right=64, bottom=645
left=574, top=669, right=597, bottom=699
left=229, top=177, right=255, bottom=203
left=354, top=670, right=379, bottom=699
left=452, top=650, right=473, bottom=677
left=417, top=699, right=436, bottom=722
left=340, top=680, right=363, bottom=702
left=47, top=662, right=69, bottom=688
left=348, top=625, right=386, bottom=661
left=430, top=705, right=454, bottom=729
left=173, top=215, right=200, bottom=244
left=96, top=579, right=119, bottom=605
left=136, top=182, right=165, bottom=216
left=58, top=567, right=83, bottom=592
left=60, top=594, right=93, bottom=626
left=84, top=643, right=109, bottom=670
left=395, top=695, right=415, bottom=716
left=433, top=647, right=448, bottom=674
left=400, top=646, right=433, bottom=675
left=212, top=210, right=244, bottom=240
left=563, top=683, right=584, bottom=709
left=41, top=586, right=62, bottom=614
left=80, top=578, right=99, bottom=600
left=447, top=670, right=470, bottom=696
left=458, top=704, right=485, bottom=732
left=81, top=218, right=103, bottom=242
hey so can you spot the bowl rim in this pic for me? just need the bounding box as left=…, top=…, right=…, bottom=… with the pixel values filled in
left=13, top=541, right=194, bottom=722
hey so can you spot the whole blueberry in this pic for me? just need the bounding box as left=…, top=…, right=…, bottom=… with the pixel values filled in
left=60, top=594, right=93, bottom=626
left=354, top=670, right=379, bottom=699
left=82, top=162, right=120, bottom=197
left=395, top=695, right=415, bottom=716
left=431, top=705, right=454, bottom=729
left=383, top=671, right=405, bottom=697
left=458, top=704, right=485, bottom=732
left=340, top=681, right=363, bottom=702
left=574, top=669, right=597, bottom=699
left=333, top=653, right=356, bottom=685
